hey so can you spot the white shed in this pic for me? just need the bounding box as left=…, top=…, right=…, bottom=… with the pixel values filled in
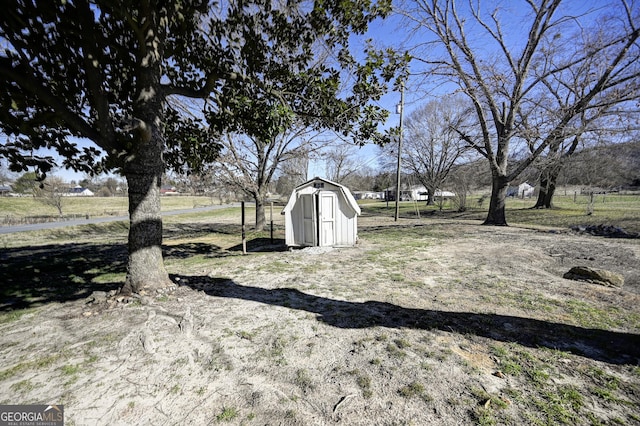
left=281, top=177, right=361, bottom=247
left=507, top=182, right=535, bottom=198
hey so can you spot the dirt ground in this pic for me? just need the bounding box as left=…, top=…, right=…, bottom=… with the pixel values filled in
left=1, top=216, right=639, bottom=425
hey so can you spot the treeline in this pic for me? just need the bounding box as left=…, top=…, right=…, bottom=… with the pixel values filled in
left=448, top=141, right=640, bottom=192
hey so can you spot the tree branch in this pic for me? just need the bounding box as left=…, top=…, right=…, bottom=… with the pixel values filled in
left=0, top=59, right=101, bottom=143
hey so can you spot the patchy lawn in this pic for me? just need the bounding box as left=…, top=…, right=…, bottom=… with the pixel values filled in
left=1, top=212, right=639, bottom=425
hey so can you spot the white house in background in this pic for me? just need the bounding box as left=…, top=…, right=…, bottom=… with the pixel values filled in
left=385, top=185, right=455, bottom=202
left=507, top=182, right=535, bottom=198
left=352, top=191, right=384, bottom=200
left=281, top=177, right=361, bottom=247
left=65, top=186, right=94, bottom=197
left=432, top=189, right=456, bottom=199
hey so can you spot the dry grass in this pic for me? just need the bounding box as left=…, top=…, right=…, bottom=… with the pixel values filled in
left=0, top=200, right=639, bottom=425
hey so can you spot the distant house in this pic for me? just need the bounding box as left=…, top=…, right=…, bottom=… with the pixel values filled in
left=352, top=191, right=384, bottom=200
left=0, top=185, right=12, bottom=196
left=160, top=185, right=179, bottom=195
left=432, top=189, right=456, bottom=199
left=384, top=186, right=425, bottom=201
left=66, top=186, right=94, bottom=197
left=385, top=185, right=455, bottom=202
left=507, top=182, right=535, bottom=198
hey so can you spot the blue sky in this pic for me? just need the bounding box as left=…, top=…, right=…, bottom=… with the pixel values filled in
left=309, top=9, right=427, bottom=179
left=319, top=0, right=613, bottom=180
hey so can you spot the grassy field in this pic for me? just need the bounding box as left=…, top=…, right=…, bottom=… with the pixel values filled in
left=1, top=190, right=638, bottom=307
left=2, top=188, right=639, bottom=233
left=362, top=191, right=640, bottom=234
left=0, top=195, right=217, bottom=220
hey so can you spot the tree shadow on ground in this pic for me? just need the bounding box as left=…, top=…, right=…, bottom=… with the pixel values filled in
left=0, top=240, right=229, bottom=311
left=164, top=222, right=243, bottom=238
left=163, top=242, right=235, bottom=259
left=177, top=275, right=640, bottom=366
left=0, top=242, right=125, bottom=311
left=227, top=238, right=288, bottom=253
left=164, top=222, right=287, bottom=253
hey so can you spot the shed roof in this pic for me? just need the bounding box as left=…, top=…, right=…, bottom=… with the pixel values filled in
left=281, top=177, right=361, bottom=215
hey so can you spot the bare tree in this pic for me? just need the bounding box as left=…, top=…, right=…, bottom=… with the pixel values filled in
left=344, top=165, right=377, bottom=191
left=390, top=96, right=472, bottom=205
left=275, top=154, right=309, bottom=197
left=213, top=125, right=325, bottom=230
left=34, top=176, right=66, bottom=216
left=402, top=0, right=640, bottom=225
left=526, top=29, right=640, bottom=208
left=325, top=144, right=360, bottom=184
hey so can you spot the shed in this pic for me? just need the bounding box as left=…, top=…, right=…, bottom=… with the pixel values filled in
left=507, top=182, right=535, bottom=198
left=281, top=177, right=361, bottom=247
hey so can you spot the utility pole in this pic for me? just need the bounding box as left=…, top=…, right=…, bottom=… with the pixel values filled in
left=394, top=81, right=405, bottom=222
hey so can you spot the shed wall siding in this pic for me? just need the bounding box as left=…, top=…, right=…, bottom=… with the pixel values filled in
left=334, top=198, right=356, bottom=245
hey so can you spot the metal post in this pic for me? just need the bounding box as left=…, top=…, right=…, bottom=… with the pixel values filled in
left=270, top=201, right=274, bottom=243
left=394, top=81, right=405, bottom=222
left=241, top=201, right=247, bottom=254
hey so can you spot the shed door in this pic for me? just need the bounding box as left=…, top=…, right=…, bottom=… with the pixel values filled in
left=319, top=193, right=336, bottom=246
left=301, top=194, right=316, bottom=246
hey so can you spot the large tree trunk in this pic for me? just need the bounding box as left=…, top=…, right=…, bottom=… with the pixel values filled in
left=533, top=145, right=561, bottom=209
left=534, top=138, right=577, bottom=209
left=426, top=186, right=436, bottom=206
left=255, top=195, right=266, bottom=231
left=120, top=125, right=172, bottom=295
left=483, top=174, right=509, bottom=226
left=533, top=170, right=558, bottom=209
left=119, top=8, right=172, bottom=295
